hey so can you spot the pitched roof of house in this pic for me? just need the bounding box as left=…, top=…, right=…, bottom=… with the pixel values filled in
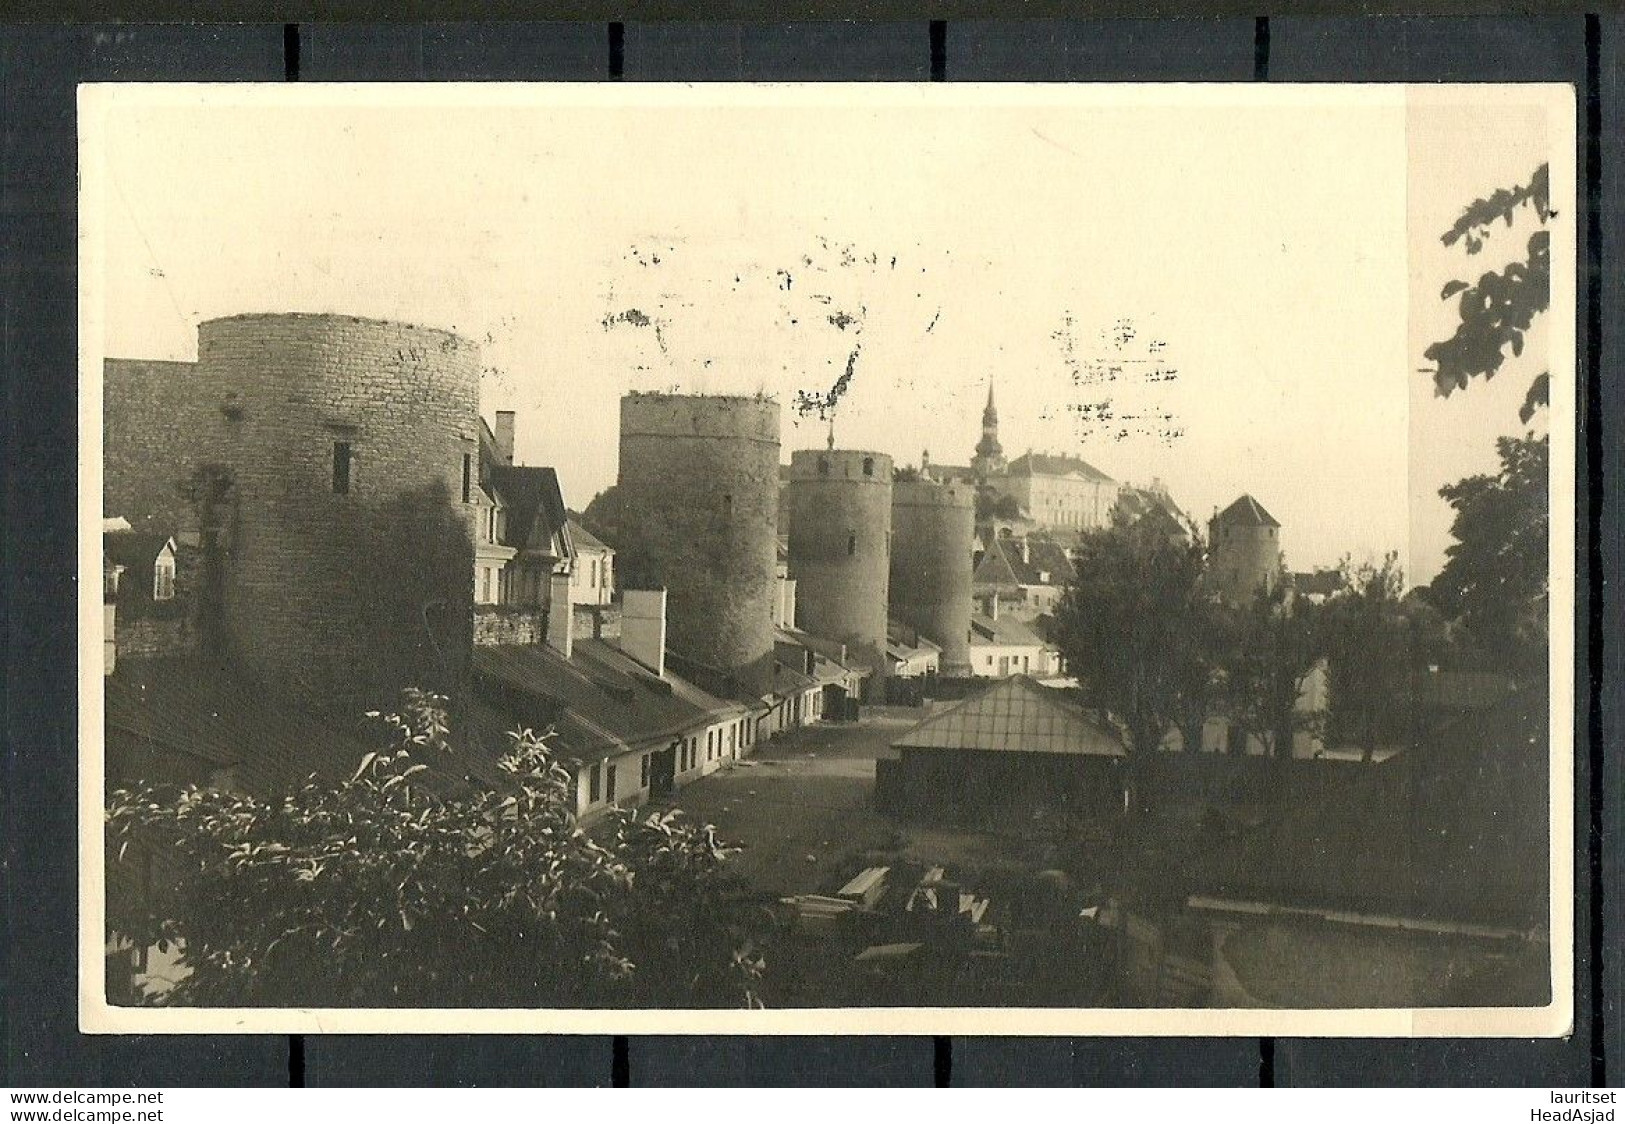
left=489, top=465, right=572, bottom=554
left=974, top=536, right=1076, bottom=588
left=1005, top=451, right=1115, bottom=485
left=104, top=658, right=375, bottom=796
left=969, top=611, right=1046, bottom=649
left=774, top=626, right=866, bottom=686
left=972, top=538, right=1022, bottom=588
left=566, top=518, right=611, bottom=554
left=104, top=531, right=173, bottom=571
left=471, top=638, right=744, bottom=766
left=892, top=674, right=1126, bottom=758
left=1115, top=484, right=1191, bottom=529
left=1213, top=494, right=1280, bottom=528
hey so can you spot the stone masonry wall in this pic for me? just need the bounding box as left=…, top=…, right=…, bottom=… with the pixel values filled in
left=617, top=392, right=779, bottom=694
left=474, top=607, right=547, bottom=647
left=196, top=313, right=481, bottom=707
left=787, top=449, right=892, bottom=677
left=890, top=479, right=975, bottom=675
left=103, top=359, right=212, bottom=533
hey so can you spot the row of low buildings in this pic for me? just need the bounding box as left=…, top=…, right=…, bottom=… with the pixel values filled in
left=99, top=313, right=879, bottom=836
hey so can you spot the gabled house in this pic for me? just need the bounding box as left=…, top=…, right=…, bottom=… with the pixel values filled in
left=972, top=533, right=1076, bottom=620
left=968, top=599, right=1063, bottom=679
left=567, top=518, right=615, bottom=608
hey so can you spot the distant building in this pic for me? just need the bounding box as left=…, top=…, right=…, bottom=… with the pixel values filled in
left=880, top=675, right=1127, bottom=822
left=1289, top=568, right=1342, bottom=604
left=968, top=598, right=1062, bottom=678
left=886, top=620, right=942, bottom=679
left=921, top=386, right=1123, bottom=536
left=972, top=533, right=1076, bottom=620
left=567, top=519, right=615, bottom=608
left=1208, top=494, right=1283, bottom=603
left=1114, top=479, right=1193, bottom=542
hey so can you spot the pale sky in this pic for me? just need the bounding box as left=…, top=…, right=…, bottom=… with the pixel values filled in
left=88, top=84, right=1569, bottom=582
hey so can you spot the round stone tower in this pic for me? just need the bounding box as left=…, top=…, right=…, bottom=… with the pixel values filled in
left=1207, top=493, right=1284, bottom=604
left=617, top=392, right=780, bottom=695
left=195, top=313, right=481, bottom=708
left=890, top=478, right=975, bottom=676
left=787, top=449, right=893, bottom=685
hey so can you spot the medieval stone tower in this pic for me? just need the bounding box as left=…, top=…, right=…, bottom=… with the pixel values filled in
left=195, top=313, right=481, bottom=707
left=617, top=392, right=780, bottom=695
left=1208, top=493, right=1283, bottom=603
left=890, top=478, right=976, bottom=675
left=787, top=448, right=893, bottom=687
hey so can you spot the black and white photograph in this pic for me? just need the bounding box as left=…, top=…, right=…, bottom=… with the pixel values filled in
left=78, top=82, right=1575, bottom=1035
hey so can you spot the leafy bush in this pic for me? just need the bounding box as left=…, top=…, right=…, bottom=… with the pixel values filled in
left=106, top=690, right=768, bottom=1008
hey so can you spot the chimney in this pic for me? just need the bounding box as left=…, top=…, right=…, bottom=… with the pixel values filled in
left=547, top=570, right=573, bottom=659
left=495, top=411, right=516, bottom=466
left=1020, top=538, right=1031, bottom=565
left=621, top=589, right=667, bottom=678
left=989, top=593, right=1000, bottom=621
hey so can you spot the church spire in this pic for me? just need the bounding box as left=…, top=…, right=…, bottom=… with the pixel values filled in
left=972, top=376, right=1005, bottom=480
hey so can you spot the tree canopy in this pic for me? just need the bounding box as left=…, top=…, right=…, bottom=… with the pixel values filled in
left=1052, top=522, right=1211, bottom=813
left=1424, top=163, right=1553, bottom=423
left=106, top=691, right=768, bottom=1008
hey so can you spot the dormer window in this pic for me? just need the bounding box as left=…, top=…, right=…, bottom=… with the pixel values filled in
left=862, top=457, right=874, bottom=477
left=153, top=554, right=175, bottom=601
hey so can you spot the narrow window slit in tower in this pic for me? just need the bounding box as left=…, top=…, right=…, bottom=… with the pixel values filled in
left=462, top=453, right=473, bottom=503
left=332, top=441, right=352, bottom=494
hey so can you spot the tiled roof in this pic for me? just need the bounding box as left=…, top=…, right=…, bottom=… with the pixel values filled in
left=892, top=675, right=1126, bottom=757
left=1005, top=452, right=1115, bottom=484
left=471, top=639, right=744, bottom=766
left=489, top=465, right=572, bottom=554
left=1213, top=494, right=1280, bottom=528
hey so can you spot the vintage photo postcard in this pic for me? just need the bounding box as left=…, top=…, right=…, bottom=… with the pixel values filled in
left=78, top=82, right=1575, bottom=1036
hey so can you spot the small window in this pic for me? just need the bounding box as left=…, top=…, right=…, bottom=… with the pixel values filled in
left=588, top=762, right=602, bottom=803
left=862, top=456, right=874, bottom=477
left=640, top=754, right=650, bottom=787
left=606, top=764, right=617, bottom=803
left=153, top=557, right=175, bottom=602
left=817, top=457, right=829, bottom=477
left=462, top=454, right=473, bottom=503
left=847, top=532, right=856, bottom=556
left=331, top=442, right=352, bottom=494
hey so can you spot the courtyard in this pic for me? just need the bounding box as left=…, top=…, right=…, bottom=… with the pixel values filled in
left=667, top=716, right=1043, bottom=900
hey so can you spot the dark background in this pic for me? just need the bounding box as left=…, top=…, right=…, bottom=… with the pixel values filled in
left=1, top=14, right=1618, bottom=1088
